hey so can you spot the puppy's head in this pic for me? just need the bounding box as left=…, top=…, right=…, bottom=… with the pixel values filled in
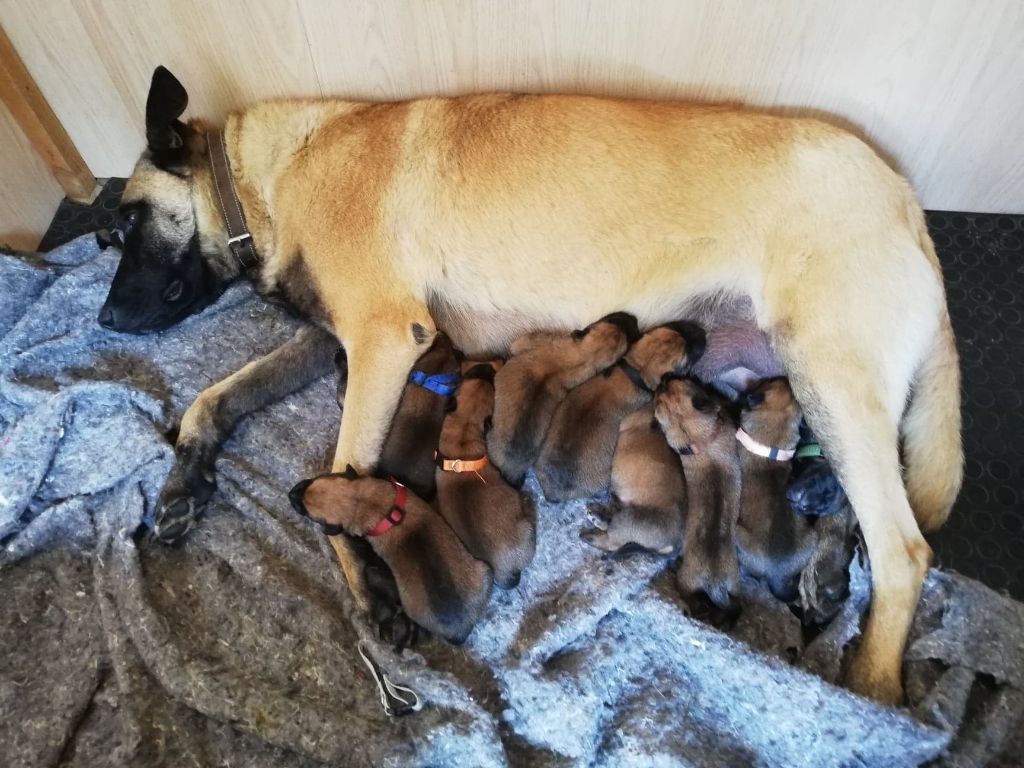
left=288, top=466, right=370, bottom=535
left=626, top=322, right=707, bottom=383
left=450, top=361, right=498, bottom=428
left=739, top=378, right=801, bottom=440
left=653, top=377, right=724, bottom=452
left=415, top=331, right=460, bottom=375
left=787, top=460, right=848, bottom=516
left=570, top=312, right=639, bottom=366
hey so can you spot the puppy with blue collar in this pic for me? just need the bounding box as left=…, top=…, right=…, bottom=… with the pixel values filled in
left=335, top=332, right=459, bottom=500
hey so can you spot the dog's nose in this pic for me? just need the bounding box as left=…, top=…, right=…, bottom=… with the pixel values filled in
left=97, top=305, right=116, bottom=329
left=288, top=478, right=313, bottom=516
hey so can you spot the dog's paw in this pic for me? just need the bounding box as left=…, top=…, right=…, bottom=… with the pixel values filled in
left=153, top=459, right=216, bottom=544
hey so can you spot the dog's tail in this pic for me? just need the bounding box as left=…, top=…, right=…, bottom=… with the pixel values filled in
left=900, top=211, right=963, bottom=532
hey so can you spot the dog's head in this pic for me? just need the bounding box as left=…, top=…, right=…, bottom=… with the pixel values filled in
left=98, top=67, right=234, bottom=334
left=653, top=376, right=725, bottom=452
left=625, top=321, right=707, bottom=384
left=288, top=466, right=366, bottom=535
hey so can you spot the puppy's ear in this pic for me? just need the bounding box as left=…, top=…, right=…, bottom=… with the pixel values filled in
left=664, top=321, right=707, bottom=365
left=692, top=393, right=716, bottom=413
left=343, top=464, right=358, bottom=480
left=445, top=397, right=458, bottom=413
left=571, top=329, right=587, bottom=341
left=598, top=311, right=641, bottom=344
left=744, top=391, right=766, bottom=409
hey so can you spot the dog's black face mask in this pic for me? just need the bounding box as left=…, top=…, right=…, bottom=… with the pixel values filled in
left=97, top=65, right=228, bottom=334
left=98, top=204, right=224, bottom=334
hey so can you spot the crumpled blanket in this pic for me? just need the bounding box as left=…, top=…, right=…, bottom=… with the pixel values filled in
left=2, top=235, right=1023, bottom=768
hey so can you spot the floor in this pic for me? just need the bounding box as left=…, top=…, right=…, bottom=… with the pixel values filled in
left=35, top=181, right=1024, bottom=600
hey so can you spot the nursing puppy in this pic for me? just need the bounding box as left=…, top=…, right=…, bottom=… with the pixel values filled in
left=786, top=422, right=849, bottom=518
left=335, top=333, right=459, bottom=500
left=537, top=322, right=705, bottom=501
left=289, top=469, right=492, bottom=644
left=488, top=312, right=639, bottom=486
left=435, top=361, right=536, bottom=589
left=654, top=377, right=741, bottom=608
left=735, top=379, right=817, bottom=601
left=580, top=404, right=687, bottom=555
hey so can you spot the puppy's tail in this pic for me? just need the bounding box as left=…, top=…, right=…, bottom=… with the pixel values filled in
left=901, top=216, right=963, bottom=532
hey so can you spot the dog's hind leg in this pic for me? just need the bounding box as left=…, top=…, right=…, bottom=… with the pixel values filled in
left=155, top=324, right=336, bottom=542
left=775, top=325, right=932, bottom=705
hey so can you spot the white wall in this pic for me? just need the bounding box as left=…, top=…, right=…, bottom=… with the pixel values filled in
left=4, top=0, right=1024, bottom=211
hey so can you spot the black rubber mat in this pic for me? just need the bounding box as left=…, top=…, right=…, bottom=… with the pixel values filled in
left=34, top=187, right=1024, bottom=599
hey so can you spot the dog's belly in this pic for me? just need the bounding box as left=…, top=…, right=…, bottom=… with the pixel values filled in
left=430, top=289, right=784, bottom=380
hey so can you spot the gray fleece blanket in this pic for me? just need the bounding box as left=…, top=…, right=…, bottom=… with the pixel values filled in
left=2, top=235, right=1023, bottom=768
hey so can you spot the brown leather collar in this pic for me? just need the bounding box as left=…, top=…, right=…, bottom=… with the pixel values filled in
left=208, top=129, right=258, bottom=270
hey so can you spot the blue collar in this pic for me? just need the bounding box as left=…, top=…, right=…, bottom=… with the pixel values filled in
left=408, top=370, right=459, bottom=396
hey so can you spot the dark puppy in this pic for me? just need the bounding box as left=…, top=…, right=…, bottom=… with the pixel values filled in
left=786, top=421, right=848, bottom=517
left=580, top=404, right=687, bottom=555
left=537, top=322, right=705, bottom=501
left=488, top=312, right=639, bottom=486
left=435, top=361, right=536, bottom=589
left=654, top=377, right=741, bottom=608
left=336, top=332, right=459, bottom=500
left=734, top=378, right=816, bottom=601
left=290, top=470, right=493, bottom=644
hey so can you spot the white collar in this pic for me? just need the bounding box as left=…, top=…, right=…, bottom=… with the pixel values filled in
left=735, top=428, right=796, bottom=461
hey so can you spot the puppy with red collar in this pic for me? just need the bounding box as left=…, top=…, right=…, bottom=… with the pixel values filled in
left=435, top=361, right=536, bottom=589
left=289, top=468, right=493, bottom=644
left=734, top=378, right=817, bottom=602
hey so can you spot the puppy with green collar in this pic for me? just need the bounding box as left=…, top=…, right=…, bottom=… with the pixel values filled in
left=435, top=361, right=536, bottom=589
left=289, top=469, right=493, bottom=645
left=537, top=322, right=705, bottom=501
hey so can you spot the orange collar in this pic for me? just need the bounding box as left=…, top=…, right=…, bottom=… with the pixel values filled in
left=434, top=450, right=489, bottom=475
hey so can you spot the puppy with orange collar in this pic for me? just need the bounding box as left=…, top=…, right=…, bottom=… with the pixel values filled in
left=434, top=361, right=536, bottom=589
left=289, top=468, right=493, bottom=644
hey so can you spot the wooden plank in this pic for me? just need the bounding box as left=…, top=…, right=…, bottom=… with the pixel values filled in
left=0, top=24, right=95, bottom=202
left=0, top=98, right=64, bottom=250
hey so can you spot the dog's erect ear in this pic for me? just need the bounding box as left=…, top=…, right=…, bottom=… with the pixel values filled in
left=342, top=464, right=358, bottom=480
left=146, top=66, right=192, bottom=164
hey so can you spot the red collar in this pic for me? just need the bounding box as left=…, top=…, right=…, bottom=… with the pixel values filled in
left=367, top=478, right=407, bottom=537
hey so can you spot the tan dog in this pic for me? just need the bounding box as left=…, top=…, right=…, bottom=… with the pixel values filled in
left=289, top=469, right=492, bottom=644
left=537, top=322, right=706, bottom=501
left=734, top=379, right=817, bottom=601
left=335, top=332, right=459, bottom=501
left=435, top=361, right=536, bottom=589
left=654, top=378, right=742, bottom=608
left=580, top=404, right=687, bottom=555
left=487, top=312, right=639, bottom=486
left=113, top=67, right=963, bottom=701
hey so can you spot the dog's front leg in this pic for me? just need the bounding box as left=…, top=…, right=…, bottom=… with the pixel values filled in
left=155, top=324, right=336, bottom=542
left=327, top=313, right=437, bottom=641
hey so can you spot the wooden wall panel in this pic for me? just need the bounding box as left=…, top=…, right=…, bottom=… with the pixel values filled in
left=0, top=98, right=64, bottom=250
left=2, top=0, right=1023, bottom=211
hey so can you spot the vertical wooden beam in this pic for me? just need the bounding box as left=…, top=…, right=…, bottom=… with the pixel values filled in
left=0, top=24, right=95, bottom=202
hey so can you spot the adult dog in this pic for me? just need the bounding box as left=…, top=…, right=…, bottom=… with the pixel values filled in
left=99, top=66, right=961, bottom=705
